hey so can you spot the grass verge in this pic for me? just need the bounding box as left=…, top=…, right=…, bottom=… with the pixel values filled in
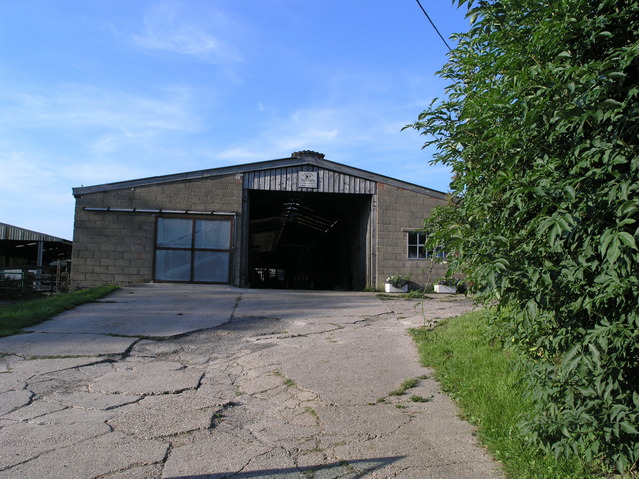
left=0, top=285, right=120, bottom=337
left=410, top=310, right=598, bottom=479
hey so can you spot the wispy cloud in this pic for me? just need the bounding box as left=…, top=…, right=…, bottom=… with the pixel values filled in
left=216, top=102, right=416, bottom=160
left=1, top=83, right=197, bottom=132
left=0, top=80, right=203, bottom=231
left=212, top=100, right=451, bottom=193
left=0, top=150, right=54, bottom=194
left=132, top=1, right=242, bottom=63
left=216, top=107, right=349, bottom=163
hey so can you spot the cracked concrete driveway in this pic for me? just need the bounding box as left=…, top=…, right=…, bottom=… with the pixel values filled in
left=0, top=284, right=503, bottom=478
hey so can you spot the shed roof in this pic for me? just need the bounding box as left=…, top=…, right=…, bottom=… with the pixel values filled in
left=0, top=222, right=71, bottom=244
left=72, top=154, right=447, bottom=200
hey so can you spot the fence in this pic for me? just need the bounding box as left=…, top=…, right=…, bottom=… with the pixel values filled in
left=0, top=266, right=70, bottom=300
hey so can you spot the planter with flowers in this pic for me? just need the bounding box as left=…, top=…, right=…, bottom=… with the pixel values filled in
left=385, top=273, right=410, bottom=293
left=434, top=277, right=458, bottom=294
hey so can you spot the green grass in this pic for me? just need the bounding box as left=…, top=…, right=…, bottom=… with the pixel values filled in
left=410, top=310, right=598, bottom=479
left=0, top=285, right=120, bottom=337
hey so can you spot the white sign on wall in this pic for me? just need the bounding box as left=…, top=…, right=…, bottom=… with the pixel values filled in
left=298, top=171, right=318, bottom=188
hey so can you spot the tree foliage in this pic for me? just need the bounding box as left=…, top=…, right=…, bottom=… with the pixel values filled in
left=407, top=0, right=639, bottom=473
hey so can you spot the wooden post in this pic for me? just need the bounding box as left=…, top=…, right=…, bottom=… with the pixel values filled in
left=21, top=266, right=29, bottom=299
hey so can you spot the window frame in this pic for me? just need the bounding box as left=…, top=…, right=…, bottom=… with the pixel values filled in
left=407, top=231, right=447, bottom=261
left=153, top=215, right=234, bottom=284
left=407, top=231, right=429, bottom=260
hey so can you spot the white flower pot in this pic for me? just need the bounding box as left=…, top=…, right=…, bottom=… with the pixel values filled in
left=385, top=283, right=408, bottom=293
left=434, top=284, right=456, bottom=294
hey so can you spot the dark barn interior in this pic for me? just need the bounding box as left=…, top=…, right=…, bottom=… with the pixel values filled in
left=248, top=190, right=371, bottom=290
left=0, top=240, right=72, bottom=268
left=0, top=223, right=72, bottom=269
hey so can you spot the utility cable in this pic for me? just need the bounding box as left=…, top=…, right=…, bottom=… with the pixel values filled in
left=415, top=0, right=452, bottom=51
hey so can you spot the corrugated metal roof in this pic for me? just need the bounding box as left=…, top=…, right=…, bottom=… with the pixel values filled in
left=0, top=223, right=71, bottom=243
left=72, top=155, right=447, bottom=200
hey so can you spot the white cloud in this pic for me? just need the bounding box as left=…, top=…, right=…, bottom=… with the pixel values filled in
left=214, top=107, right=348, bottom=163
left=0, top=150, right=54, bottom=193
left=2, top=83, right=197, bottom=129
left=0, top=79, right=206, bottom=241
left=212, top=100, right=452, bottom=193
left=132, top=1, right=242, bottom=63
left=59, top=161, right=151, bottom=186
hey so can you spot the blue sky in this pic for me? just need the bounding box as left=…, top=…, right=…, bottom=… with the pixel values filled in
left=0, top=1, right=469, bottom=240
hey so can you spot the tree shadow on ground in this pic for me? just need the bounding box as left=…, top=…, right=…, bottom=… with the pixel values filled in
left=168, top=456, right=405, bottom=478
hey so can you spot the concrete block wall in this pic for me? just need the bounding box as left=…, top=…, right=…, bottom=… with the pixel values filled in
left=71, top=175, right=243, bottom=289
left=375, top=182, right=449, bottom=290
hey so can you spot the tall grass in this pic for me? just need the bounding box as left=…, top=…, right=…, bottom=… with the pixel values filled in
left=410, top=310, right=598, bottom=479
left=0, top=285, right=119, bottom=337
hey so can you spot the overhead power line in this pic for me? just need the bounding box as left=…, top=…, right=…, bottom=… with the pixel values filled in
left=415, top=0, right=452, bottom=51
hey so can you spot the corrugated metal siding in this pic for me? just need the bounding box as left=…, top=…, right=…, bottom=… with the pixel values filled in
left=0, top=223, right=70, bottom=243
left=243, top=167, right=376, bottom=194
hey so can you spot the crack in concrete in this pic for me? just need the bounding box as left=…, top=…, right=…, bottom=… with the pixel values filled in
left=0, top=290, right=502, bottom=479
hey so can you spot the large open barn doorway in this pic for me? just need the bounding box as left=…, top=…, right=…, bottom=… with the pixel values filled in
left=247, top=190, right=371, bottom=290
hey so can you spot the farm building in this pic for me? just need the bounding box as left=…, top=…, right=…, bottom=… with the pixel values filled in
left=71, top=151, right=449, bottom=290
left=0, top=222, right=72, bottom=298
left=0, top=222, right=72, bottom=270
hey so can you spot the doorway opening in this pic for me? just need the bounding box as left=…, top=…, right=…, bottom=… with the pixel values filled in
left=247, top=190, right=371, bottom=290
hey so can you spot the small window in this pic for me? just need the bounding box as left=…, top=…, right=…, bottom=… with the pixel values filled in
left=407, top=231, right=447, bottom=260
left=408, top=231, right=428, bottom=259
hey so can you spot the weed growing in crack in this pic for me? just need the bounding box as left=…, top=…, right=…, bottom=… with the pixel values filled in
left=388, top=377, right=419, bottom=396
left=410, top=395, right=434, bottom=403
left=209, top=412, right=225, bottom=428
left=299, top=447, right=323, bottom=456
left=272, top=369, right=296, bottom=387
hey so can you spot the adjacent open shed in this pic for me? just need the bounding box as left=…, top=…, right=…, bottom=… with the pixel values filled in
left=0, top=222, right=72, bottom=269
left=0, top=222, right=72, bottom=298
left=71, top=151, right=449, bottom=290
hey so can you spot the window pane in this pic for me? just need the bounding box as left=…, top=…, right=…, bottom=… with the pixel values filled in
left=157, top=218, right=192, bottom=248
left=194, top=220, right=231, bottom=249
left=193, top=251, right=230, bottom=282
left=155, top=250, right=191, bottom=281
left=408, top=231, right=428, bottom=259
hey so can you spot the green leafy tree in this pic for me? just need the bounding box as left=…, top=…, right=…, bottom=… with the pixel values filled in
left=407, top=0, right=639, bottom=473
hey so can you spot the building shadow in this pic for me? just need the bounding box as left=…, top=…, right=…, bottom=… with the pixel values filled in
left=167, top=456, right=405, bottom=478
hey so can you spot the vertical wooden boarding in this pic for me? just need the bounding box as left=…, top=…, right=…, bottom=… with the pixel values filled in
left=243, top=166, right=375, bottom=194
left=286, top=168, right=294, bottom=190
left=278, top=168, right=286, bottom=191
